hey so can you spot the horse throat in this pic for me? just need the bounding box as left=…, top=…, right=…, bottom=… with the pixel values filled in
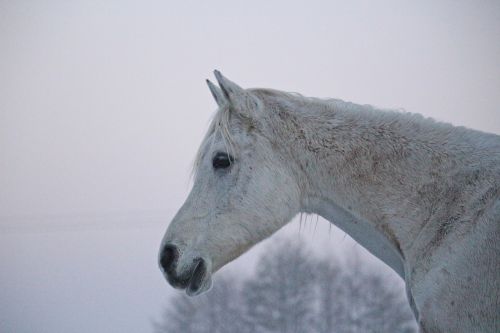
left=305, top=196, right=406, bottom=278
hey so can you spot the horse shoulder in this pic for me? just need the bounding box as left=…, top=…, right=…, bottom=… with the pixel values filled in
left=410, top=198, right=500, bottom=332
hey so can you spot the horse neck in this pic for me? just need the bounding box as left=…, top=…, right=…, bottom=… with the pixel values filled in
left=268, top=97, right=446, bottom=274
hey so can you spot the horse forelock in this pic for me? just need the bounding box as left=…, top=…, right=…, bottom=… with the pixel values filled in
left=191, top=89, right=284, bottom=178
left=191, top=105, right=236, bottom=178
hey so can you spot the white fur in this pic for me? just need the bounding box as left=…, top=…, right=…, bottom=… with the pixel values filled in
left=160, top=71, right=500, bottom=332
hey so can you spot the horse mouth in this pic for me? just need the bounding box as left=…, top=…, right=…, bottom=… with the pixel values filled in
left=159, top=244, right=212, bottom=296
left=186, top=258, right=210, bottom=296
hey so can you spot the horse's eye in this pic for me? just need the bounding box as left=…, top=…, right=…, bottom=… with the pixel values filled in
left=212, top=152, right=233, bottom=169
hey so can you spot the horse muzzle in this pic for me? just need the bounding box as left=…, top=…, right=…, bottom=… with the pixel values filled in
left=159, top=243, right=212, bottom=296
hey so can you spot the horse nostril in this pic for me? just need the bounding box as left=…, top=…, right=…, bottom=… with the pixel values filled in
left=159, top=244, right=179, bottom=274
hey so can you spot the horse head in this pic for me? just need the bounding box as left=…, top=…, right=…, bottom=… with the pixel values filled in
left=159, top=71, right=301, bottom=295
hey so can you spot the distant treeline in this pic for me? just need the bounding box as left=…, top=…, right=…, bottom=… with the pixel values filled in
left=153, top=241, right=417, bottom=333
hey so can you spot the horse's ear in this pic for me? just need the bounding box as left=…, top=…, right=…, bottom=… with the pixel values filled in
left=214, top=70, right=246, bottom=100
left=212, top=70, right=259, bottom=118
left=206, top=79, right=227, bottom=107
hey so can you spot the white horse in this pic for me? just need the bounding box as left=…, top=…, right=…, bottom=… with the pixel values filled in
left=159, top=71, right=499, bottom=332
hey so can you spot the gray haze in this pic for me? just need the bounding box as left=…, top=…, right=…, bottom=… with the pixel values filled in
left=1, top=1, right=499, bottom=332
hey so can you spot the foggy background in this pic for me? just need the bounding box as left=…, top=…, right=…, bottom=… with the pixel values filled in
left=1, top=1, right=499, bottom=332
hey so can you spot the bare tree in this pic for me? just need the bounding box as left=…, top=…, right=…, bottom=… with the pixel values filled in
left=314, top=254, right=417, bottom=333
left=153, top=276, right=245, bottom=333
left=241, top=240, right=318, bottom=333
left=314, top=258, right=345, bottom=332
left=356, top=271, right=416, bottom=333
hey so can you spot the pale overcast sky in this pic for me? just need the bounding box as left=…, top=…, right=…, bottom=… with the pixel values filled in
left=1, top=1, right=499, bottom=332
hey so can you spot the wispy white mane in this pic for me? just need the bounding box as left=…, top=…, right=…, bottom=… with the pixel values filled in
left=192, top=104, right=235, bottom=177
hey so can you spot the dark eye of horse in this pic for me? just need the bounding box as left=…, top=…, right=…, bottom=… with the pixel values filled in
left=212, top=152, right=233, bottom=169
